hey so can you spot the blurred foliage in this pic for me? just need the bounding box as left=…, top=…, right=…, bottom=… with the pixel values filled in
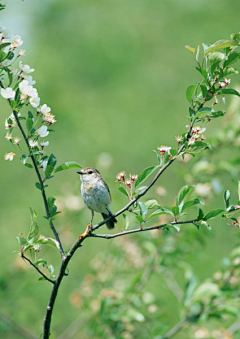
left=1, top=0, right=240, bottom=338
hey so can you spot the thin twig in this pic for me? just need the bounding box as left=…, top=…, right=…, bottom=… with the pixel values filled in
left=90, top=219, right=198, bottom=239
left=162, top=317, right=189, bottom=339
left=21, top=253, right=55, bottom=284
left=92, top=123, right=193, bottom=232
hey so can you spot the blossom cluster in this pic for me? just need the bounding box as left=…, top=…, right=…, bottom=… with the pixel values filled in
left=116, top=171, right=138, bottom=200
left=188, top=126, right=206, bottom=146
left=0, top=26, right=56, bottom=168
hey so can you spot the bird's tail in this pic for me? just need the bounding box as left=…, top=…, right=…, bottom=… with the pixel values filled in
left=101, top=212, right=117, bottom=230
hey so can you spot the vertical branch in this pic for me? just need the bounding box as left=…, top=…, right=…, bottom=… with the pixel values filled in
left=0, top=80, right=64, bottom=257
left=13, top=109, right=65, bottom=257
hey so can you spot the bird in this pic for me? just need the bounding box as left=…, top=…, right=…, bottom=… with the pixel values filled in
left=77, top=167, right=117, bottom=230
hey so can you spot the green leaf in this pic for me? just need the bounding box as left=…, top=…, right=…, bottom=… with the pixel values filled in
left=118, top=186, right=128, bottom=197
left=224, top=190, right=231, bottom=209
left=195, top=67, right=208, bottom=81
left=194, top=107, right=212, bottom=120
left=28, top=208, right=39, bottom=239
left=122, top=213, right=130, bottom=230
left=147, top=208, right=174, bottom=221
left=172, top=224, right=180, bottom=232
left=25, top=163, right=33, bottom=169
left=47, top=153, right=57, bottom=167
left=45, top=154, right=57, bottom=178
left=35, top=182, right=42, bottom=190
left=185, top=45, right=195, bottom=54
left=144, top=199, right=161, bottom=209
left=26, top=115, right=33, bottom=132
left=192, top=282, right=220, bottom=303
left=182, top=198, right=205, bottom=211
left=21, top=154, right=28, bottom=165
left=176, top=185, right=194, bottom=206
left=207, top=51, right=226, bottom=64
left=204, top=209, right=225, bottom=220
left=200, top=84, right=208, bottom=98
left=45, top=165, right=54, bottom=178
left=54, top=161, right=82, bottom=173
left=16, top=233, right=27, bottom=247
left=135, top=165, right=159, bottom=188
left=47, top=196, right=56, bottom=216
left=186, top=84, right=198, bottom=103
left=197, top=208, right=204, bottom=221
left=220, top=88, right=240, bottom=97
left=172, top=206, right=179, bottom=216
left=138, top=201, right=148, bottom=219
left=33, top=235, right=60, bottom=250
left=205, top=39, right=238, bottom=54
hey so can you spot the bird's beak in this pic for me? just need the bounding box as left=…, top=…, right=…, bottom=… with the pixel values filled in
left=77, top=171, right=83, bottom=175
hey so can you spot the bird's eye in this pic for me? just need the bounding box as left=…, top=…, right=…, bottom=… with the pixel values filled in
left=88, top=170, right=93, bottom=174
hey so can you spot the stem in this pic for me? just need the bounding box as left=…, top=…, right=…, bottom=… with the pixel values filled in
left=162, top=317, right=189, bottom=339
left=21, top=253, right=55, bottom=284
left=42, top=224, right=91, bottom=339
left=0, top=80, right=65, bottom=258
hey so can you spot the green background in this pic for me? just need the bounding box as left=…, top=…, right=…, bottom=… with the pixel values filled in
left=0, top=0, right=240, bottom=338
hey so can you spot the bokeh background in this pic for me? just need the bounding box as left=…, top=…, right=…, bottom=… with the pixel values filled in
left=1, top=0, right=240, bottom=338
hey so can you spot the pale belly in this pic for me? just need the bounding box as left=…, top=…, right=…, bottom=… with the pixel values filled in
left=81, top=182, right=110, bottom=214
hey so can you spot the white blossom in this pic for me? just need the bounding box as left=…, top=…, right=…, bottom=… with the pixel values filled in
left=18, top=49, right=26, bottom=56
left=5, top=132, right=12, bottom=141
left=36, top=125, right=49, bottom=138
left=10, top=35, right=23, bottom=49
left=157, top=145, right=171, bottom=154
left=40, top=160, right=48, bottom=171
left=24, top=75, right=36, bottom=85
left=19, top=61, right=35, bottom=74
left=41, top=104, right=51, bottom=115
left=30, top=95, right=40, bottom=108
left=42, top=113, right=56, bottom=125
left=13, top=137, right=21, bottom=145
left=4, top=152, right=15, bottom=161
left=29, top=139, right=39, bottom=148
left=40, top=141, right=49, bottom=148
left=1, top=87, right=15, bottom=99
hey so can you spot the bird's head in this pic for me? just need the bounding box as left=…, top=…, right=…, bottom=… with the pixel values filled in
left=77, top=167, right=101, bottom=182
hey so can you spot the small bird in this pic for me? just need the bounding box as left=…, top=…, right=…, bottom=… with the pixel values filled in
left=77, top=167, right=117, bottom=229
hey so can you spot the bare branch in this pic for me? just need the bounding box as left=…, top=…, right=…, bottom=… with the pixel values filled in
left=21, top=253, right=55, bottom=284
left=90, top=219, right=198, bottom=239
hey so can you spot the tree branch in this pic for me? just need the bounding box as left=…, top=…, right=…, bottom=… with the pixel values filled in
left=21, top=253, right=55, bottom=284
left=0, top=80, right=65, bottom=258
left=90, top=219, right=198, bottom=239
left=92, top=123, right=193, bottom=232
left=42, top=223, right=91, bottom=339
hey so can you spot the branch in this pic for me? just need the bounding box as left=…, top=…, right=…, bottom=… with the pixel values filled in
left=21, top=253, right=55, bottom=284
left=42, top=223, right=91, bottom=339
left=161, top=317, right=189, bottom=339
left=0, top=81, right=65, bottom=258
left=90, top=219, right=198, bottom=239
left=92, top=125, right=193, bottom=232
